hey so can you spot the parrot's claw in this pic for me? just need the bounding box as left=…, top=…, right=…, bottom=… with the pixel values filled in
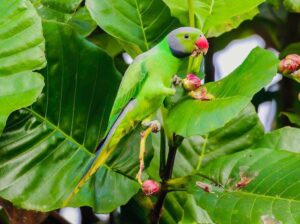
left=142, top=120, right=161, bottom=133
left=172, top=75, right=182, bottom=86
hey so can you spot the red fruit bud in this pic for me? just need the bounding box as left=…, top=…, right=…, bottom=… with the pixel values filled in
left=286, top=54, right=300, bottom=64
left=142, top=180, right=160, bottom=196
left=182, top=74, right=201, bottom=91
left=195, top=35, right=209, bottom=55
left=278, top=54, right=300, bottom=75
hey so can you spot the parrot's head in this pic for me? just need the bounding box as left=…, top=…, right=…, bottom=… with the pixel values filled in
left=167, top=27, right=209, bottom=58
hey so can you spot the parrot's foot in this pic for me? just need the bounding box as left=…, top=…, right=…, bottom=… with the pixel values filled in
left=172, top=75, right=182, bottom=86
left=136, top=126, right=153, bottom=185
left=136, top=120, right=161, bottom=185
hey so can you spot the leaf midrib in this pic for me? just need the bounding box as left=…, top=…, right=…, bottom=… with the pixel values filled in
left=229, top=190, right=300, bottom=204
left=26, top=107, right=93, bottom=156
left=134, top=0, right=149, bottom=50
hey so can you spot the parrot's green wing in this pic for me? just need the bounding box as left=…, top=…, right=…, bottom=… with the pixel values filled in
left=108, top=55, right=148, bottom=129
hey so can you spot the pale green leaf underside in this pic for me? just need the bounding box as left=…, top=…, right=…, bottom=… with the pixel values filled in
left=86, top=0, right=179, bottom=56
left=163, top=0, right=264, bottom=37
left=192, top=149, right=300, bottom=224
left=0, top=0, right=46, bottom=135
left=255, top=127, right=300, bottom=153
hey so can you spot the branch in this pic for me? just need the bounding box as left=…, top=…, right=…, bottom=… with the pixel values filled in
left=149, top=134, right=183, bottom=224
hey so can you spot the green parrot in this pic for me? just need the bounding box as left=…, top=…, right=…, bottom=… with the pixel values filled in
left=63, top=27, right=208, bottom=206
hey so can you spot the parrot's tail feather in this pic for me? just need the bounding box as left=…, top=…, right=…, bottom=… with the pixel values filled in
left=62, top=148, right=111, bottom=207
left=62, top=167, right=96, bottom=207
left=62, top=100, right=137, bottom=207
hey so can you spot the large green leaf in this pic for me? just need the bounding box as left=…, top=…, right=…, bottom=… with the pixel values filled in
left=191, top=148, right=300, bottom=224
left=0, top=21, right=144, bottom=213
left=166, top=47, right=278, bottom=137
left=86, top=0, right=179, bottom=56
left=255, top=127, right=300, bottom=152
left=0, top=0, right=46, bottom=135
left=163, top=0, right=264, bottom=37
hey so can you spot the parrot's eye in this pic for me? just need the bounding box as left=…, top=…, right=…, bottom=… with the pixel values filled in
left=184, top=34, right=190, bottom=39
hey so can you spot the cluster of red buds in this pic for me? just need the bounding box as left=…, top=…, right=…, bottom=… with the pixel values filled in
left=278, top=54, right=300, bottom=82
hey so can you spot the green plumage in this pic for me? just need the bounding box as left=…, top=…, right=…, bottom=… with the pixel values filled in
left=63, top=27, right=203, bottom=206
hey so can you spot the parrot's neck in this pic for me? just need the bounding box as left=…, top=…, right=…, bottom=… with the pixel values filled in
left=156, top=37, right=182, bottom=64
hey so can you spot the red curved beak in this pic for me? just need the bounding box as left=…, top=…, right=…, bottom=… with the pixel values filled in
left=195, top=35, right=209, bottom=55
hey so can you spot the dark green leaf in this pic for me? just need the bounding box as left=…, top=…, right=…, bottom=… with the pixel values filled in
left=32, top=0, right=97, bottom=36
left=0, top=206, right=8, bottom=224
left=86, top=0, right=179, bottom=56
left=191, top=149, right=300, bottom=224
left=0, top=0, right=46, bottom=135
left=67, top=6, right=97, bottom=37
left=40, top=0, right=82, bottom=13
left=88, top=33, right=123, bottom=58
left=163, top=0, right=264, bottom=37
left=166, top=47, right=278, bottom=137
left=281, top=112, right=300, bottom=126
left=0, top=21, right=142, bottom=213
left=279, top=42, right=300, bottom=58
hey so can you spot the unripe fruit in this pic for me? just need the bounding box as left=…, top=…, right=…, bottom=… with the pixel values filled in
left=278, top=54, right=300, bottom=75
left=286, top=54, right=300, bottom=64
left=182, top=74, right=201, bottom=91
left=142, top=180, right=160, bottom=196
